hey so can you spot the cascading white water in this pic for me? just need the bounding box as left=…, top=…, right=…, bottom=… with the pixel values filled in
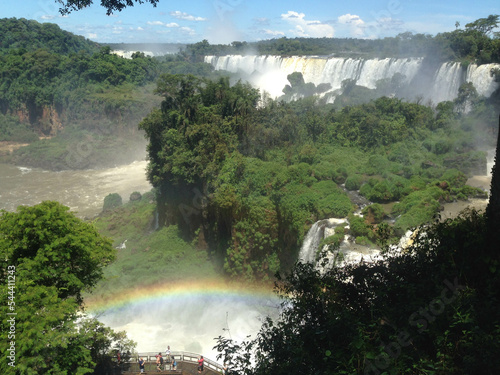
left=466, top=63, right=499, bottom=98
left=205, top=55, right=500, bottom=104
left=298, top=217, right=382, bottom=270
left=298, top=219, right=344, bottom=263
left=427, top=62, right=465, bottom=103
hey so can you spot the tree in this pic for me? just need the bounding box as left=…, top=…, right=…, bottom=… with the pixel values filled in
left=0, top=201, right=122, bottom=374
left=215, top=208, right=500, bottom=374
left=57, top=0, right=160, bottom=16
left=465, top=15, right=499, bottom=36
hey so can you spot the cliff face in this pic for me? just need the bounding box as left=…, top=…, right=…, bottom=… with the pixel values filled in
left=16, top=105, right=63, bottom=137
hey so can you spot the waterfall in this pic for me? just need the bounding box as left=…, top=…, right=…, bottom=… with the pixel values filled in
left=298, top=218, right=347, bottom=264
left=205, top=55, right=500, bottom=103
left=298, top=216, right=384, bottom=269
left=466, top=63, right=499, bottom=98
left=427, top=62, right=465, bottom=103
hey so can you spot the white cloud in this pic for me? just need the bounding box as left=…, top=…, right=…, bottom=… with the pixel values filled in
left=363, top=17, right=404, bottom=38
left=180, top=26, right=196, bottom=35
left=166, top=22, right=179, bottom=28
left=254, top=17, right=270, bottom=26
left=170, top=11, right=206, bottom=22
left=281, top=11, right=334, bottom=37
left=147, top=21, right=164, bottom=26
left=87, top=33, right=97, bottom=39
left=338, top=13, right=365, bottom=37
left=264, top=29, right=285, bottom=37
left=40, top=15, right=56, bottom=20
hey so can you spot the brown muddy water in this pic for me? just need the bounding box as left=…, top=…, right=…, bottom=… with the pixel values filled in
left=0, top=160, right=152, bottom=218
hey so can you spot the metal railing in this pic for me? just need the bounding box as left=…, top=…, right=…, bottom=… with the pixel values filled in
left=130, top=351, right=223, bottom=373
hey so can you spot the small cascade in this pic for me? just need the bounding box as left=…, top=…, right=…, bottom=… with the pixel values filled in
left=299, top=216, right=383, bottom=271
left=298, top=219, right=346, bottom=264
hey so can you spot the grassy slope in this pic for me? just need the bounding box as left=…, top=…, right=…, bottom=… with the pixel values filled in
left=87, top=192, right=221, bottom=302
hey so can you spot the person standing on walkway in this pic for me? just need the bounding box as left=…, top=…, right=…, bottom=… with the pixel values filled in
left=172, top=357, right=177, bottom=371
left=156, top=352, right=163, bottom=372
left=165, top=345, right=171, bottom=370
left=198, top=356, right=204, bottom=373
left=139, top=357, right=145, bottom=374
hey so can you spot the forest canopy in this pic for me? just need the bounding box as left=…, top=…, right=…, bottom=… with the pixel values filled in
left=140, top=72, right=496, bottom=280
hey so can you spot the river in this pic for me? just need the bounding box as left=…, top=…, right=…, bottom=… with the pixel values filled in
left=0, top=160, right=152, bottom=218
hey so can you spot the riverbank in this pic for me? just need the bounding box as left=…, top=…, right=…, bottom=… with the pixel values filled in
left=0, top=141, right=29, bottom=157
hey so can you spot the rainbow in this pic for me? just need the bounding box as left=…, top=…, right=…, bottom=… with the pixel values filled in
left=84, top=278, right=278, bottom=313
left=84, top=279, right=281, bottom=356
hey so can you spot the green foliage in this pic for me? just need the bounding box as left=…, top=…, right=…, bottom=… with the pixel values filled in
left=141, top=70, right=495, bottom=279
left=0, top=18, right=99, bottom=54
left=362, top=203, right=386, bottom=224
left=56, top=0, right=159, bottom=16
left=319, top=225, right=346, bottom=251
left=103, top=193, right=123, bottom=212
left=129, top=191, right=142, bottom=202
left=392, top=186, right=446, bottom=234
left=281, top=72, right=331, bottom=101
left=91, top=195, right=220, bottom=297
left=216, top=209, right=500, bottom=374
left=348, top=213, right=375, bottom=242
left=345, top=174, right=363, bottom=191
left=0, top=113, right=38, bottom=142
left=0, top=201, right=124, bottom=374
left=440, top=168, right=468, bottom=188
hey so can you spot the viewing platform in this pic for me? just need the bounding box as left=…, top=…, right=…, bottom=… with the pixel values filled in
left=118, top=351, right=224, bottom=375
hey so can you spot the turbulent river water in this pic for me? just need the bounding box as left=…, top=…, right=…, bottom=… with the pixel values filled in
left=0, top=160, right=152, bottom=218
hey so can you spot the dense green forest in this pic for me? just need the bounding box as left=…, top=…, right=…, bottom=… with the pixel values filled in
left=187, top=15, right=500, bottom=65
left=139, top=72, right=498, bottom=281
left=0, top=18, right=217, bottom=169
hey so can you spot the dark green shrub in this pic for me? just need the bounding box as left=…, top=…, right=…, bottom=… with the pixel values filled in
left=440, top=168, right=467, bottom=188
left=348, top=214, right=373, bottom=240
left=433, top=139, right=452, bottom=154
left=345, top=174, right=363, bottom=191
left=362, top=203, right=386, bottom=224
left=129, top=191, right=142, bottom=202
left=103, top=193, right=122, bottom=212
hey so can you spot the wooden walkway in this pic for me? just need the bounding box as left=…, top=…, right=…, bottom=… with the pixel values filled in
left=120, top=351, right=223, bottom=375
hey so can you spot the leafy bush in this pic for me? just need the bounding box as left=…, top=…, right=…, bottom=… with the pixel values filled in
left=345, top=174, right=363, bottom=191
left=103, top=193, right=122, bottom=212
left=129, top=191, right=142, bottom=202
left=362, top=203, right=386, bottom=224
left=348, top=214, right=374, bottom=240
left=440, top=168, right=467, bottom=188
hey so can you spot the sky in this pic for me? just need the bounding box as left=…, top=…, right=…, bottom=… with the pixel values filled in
left=1, top=0, right=499, bottom=44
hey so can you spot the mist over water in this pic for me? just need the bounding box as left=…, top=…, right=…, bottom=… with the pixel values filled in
left=93, top=290, right=279, bottom=360
left=205, top=55, right=500, bottom=102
